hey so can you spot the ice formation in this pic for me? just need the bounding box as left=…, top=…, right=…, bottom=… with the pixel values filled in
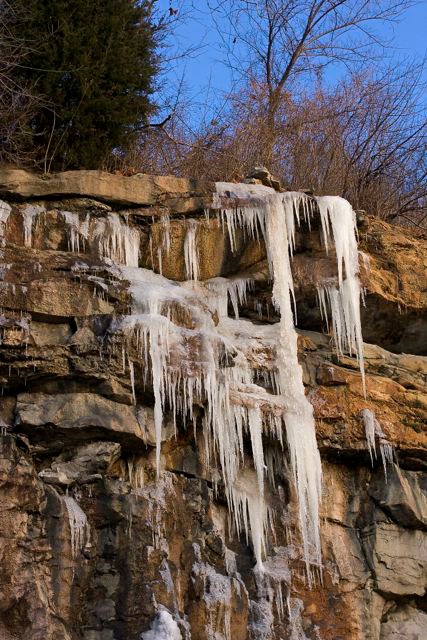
left=287, top=597, right=309, bottom=640
left=360, top=409, right=395, bottom=478
left=262, top=191, right=322, bottom=574
left=21, top=205, right=45, bottom=247
left=102, top=181, right=365, bottom=579
left=231, top=469, right=270, bottom=568
left=155, top=214, right=171, bottom=275
left=94, top=212, right=139, bottom=266
left=316, top=196, right=365, bottom=393
left=0, top=201, right=11, bottom=239
left=205, top=276, right=254, bottom=319
left=61, top=211, right=90, bottom=252
left=140, top=609, right=182, bottom=640
left=63, top=495, right=89, bottom=558
left=192, top=542, right=236, bottom=640
left=184, top=220, right=200, bottom=281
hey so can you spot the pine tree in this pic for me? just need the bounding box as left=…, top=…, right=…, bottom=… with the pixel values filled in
left=12, top=0, right=157, bottom=170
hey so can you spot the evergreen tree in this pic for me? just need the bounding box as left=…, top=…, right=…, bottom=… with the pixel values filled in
left=12, top=0, right=157, bottom=170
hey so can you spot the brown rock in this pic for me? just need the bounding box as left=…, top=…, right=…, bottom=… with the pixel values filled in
left=0, top=167, right=214, bottom=211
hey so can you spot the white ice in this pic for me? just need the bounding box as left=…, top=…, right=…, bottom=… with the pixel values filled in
left=192, top=542, right=236, bottom=640
left=231, top=468, right=270, bottom=569
left=140, top=609, right=182, bottom=640
left=316, top=195, right=365, bottom=393
left=184, top=220, right=200, bottom=281
left=63, top=495, right=89, bottom=558
left=94, top=212, right=139, bottom=266
left=21, top=205, right=45, bottom=248
left=61, top=211, right=90, bottom=252
left=205, top=276, right=254, bottom=319
left=155, top=213, right=171, bottom=275
left=360, top=408, right=395, bottom=478
left=107, top=181, right=366, bottom=580
left=264, top=191, right=322, bottom=577
left=0, top=201, right=11, bottom=239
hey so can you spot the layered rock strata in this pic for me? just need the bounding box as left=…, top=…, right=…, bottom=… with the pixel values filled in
left=0, top=168, right=426, bottom=640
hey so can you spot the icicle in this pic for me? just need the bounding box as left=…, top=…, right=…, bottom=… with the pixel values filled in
left=153, top=214, right=171, bottom=276
left=360, top=408, right=377, bottom=465
left=205, top=276, right=254, bottom=318
left=63, top=495, right=88, bottom=558
left=120, top=314, right=171, bottom=477
left=94, top=212, right=140, bottom=266
left=247, top=407, right=265, bottom=496
left=128, top=357, right=136, bottom=404
left=214, top=182, right=272, bottom=252
left=160, top=214, right=171, bottom=254
left=287, top=597, right=309, bottom=640
left=360, top=408, right=395, bottom=479
left=21, top=205, right=44, bottom=247
left=0, top=201, right=11, bottom=241
left=264, top=193, right=322, bottom=579
left=127, top=455, right=145, bottom=490
left=316, top=196, right=365, bottom=393
left=316, top=279, right=363, bottom=365
left=359, top=250, right=371, bottom=275
left=150, top=321, right=166, bottom=477
left=281, top=191, right=314, bottom=257
left=379, top=438, right=394, bottom=478
left=61, top=211, right=90, bottom=252
left=184, top=220, right=200, bottom=281
left=231, top=468, right=269, bottom=569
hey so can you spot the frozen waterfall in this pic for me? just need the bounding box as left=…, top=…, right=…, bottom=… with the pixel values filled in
left=105, top=181, right=365, bottom=578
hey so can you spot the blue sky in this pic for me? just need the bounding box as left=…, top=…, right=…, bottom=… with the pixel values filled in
left=157, top=1, right=427, bottom=107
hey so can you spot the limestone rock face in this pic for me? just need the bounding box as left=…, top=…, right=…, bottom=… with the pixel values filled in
left=0, top=167, right=214, bottom=211
left=380, top=605, right=427, bottom=639
left=0, top=169, right=426, bottom=640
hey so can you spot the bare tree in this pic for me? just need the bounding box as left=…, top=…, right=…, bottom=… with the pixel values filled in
left=206, top=0, right=414, bottom=165
left=0, top=1, right=40, bottom=164
left=103, top=1, right=427, bottom=226
left=279, top=63, right=427, bottom=224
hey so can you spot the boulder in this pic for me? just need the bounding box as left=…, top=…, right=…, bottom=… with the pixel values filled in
left=368, top=466, right=427, bottom=529
left=0, top=167, right=213, bottom=211
left=15, top=392, right=147, bottom=449
left=362, top=519, right=427, bottom=596
left=380, top=604, right=427, bottom=639
left=39, top=441, right=121, bottom=485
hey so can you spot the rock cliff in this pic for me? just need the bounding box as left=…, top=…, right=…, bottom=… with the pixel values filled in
left=0, top=167, right=426, bottom=640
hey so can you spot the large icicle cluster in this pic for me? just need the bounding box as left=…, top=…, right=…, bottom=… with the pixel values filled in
left=61, top=211, right=90, bottom=252
left=205, top=276, right=254, bottom=319
left=94, top=212, right=140, bottom=266
left=13, top=205, right=140, bottom=267
left=316, top=196, right=365, bottom=392
left=263, top=192, right=322, bottom=574
left=22, top=205, right=44, bottom=247
left=103, top=181, right=365, bottom=579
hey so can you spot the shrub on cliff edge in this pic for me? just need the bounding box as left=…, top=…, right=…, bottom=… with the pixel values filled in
left=10, top=0, right=157, bottom=170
